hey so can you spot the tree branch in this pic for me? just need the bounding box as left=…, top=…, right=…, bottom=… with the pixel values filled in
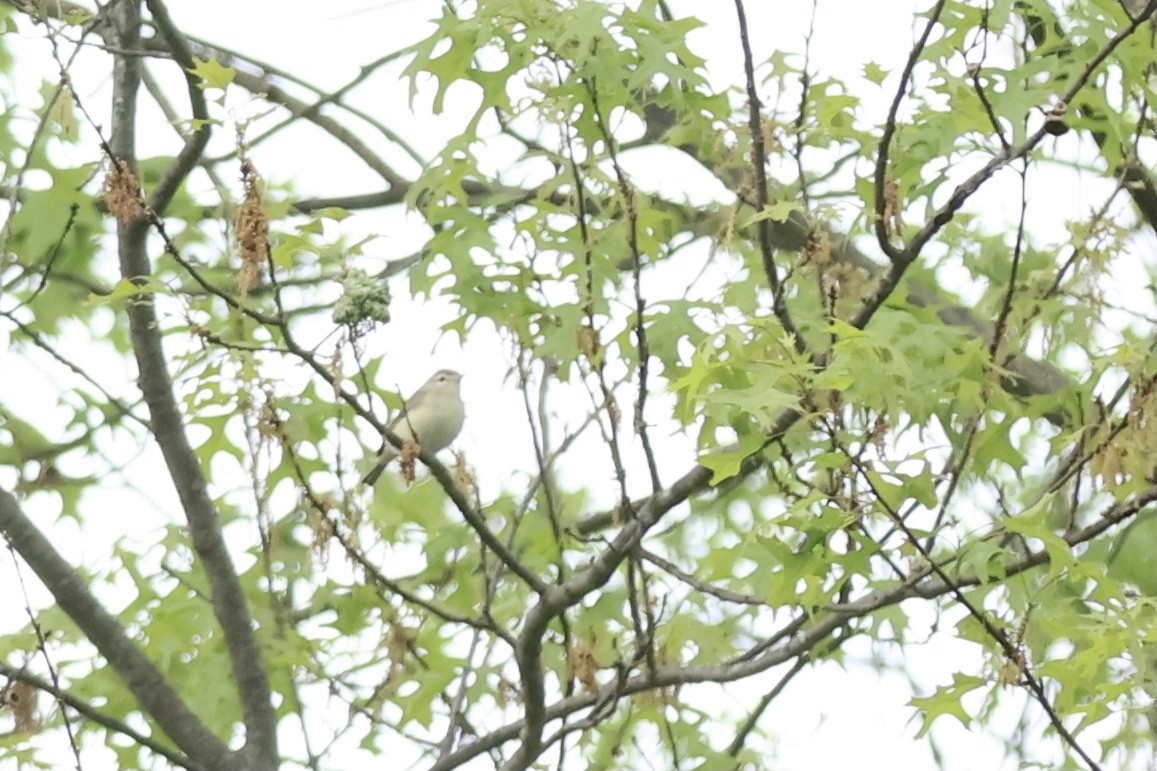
left=872, top=0, right=950, bottom=260
left=732, top=0, right=809, bottom=356
left=435, top=486, right=1156, bottom=771
left=105, top=3, right=278, bottom=766
left=141, top=0, right=210, bottom=215
left=0, top=490, right=233, bottom=768
left=0, top=662, right=206, bottom=771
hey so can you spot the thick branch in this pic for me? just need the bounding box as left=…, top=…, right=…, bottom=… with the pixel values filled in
left=142, top=0, right=211, bottom=216
left=0, top=490, right=233, bottom=768
left=500, top=457, right=729, bottom=770
left=106, top=3, right=278, bottom=767
left=434, top=486, right=1156, bottom=771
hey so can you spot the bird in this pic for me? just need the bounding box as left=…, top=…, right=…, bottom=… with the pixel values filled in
left=361, top=369, right=465, bottom=486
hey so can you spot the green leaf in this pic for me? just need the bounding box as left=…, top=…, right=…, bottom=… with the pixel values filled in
left=744, top=200, right=804, bottom=226
left=863, top=61, right=889, bottom=85
left=188, top=56, right=235, bottom=90
left=910, top=673, right=985, bottom=736
left=698, top=432, right=767, bottom=483
left=88, top=277, right=166, bottom=302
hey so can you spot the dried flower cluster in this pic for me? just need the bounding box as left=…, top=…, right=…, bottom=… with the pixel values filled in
left=235, top=159, right=269, bottom=298
left=102, top=159, right=145, bottom=223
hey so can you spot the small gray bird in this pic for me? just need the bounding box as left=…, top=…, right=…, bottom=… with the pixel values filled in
left=361, top=369, right=465, bottom=486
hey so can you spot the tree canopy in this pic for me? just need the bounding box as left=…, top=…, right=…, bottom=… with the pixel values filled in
left=1, top=1, right=1155, bottom=770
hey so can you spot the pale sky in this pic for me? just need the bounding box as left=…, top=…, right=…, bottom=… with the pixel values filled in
left=1, top=1, right=1152, bottom=770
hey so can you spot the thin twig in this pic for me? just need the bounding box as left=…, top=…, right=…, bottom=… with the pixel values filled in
left=585, top=78, right=663, bottom=493
left=0, top=663, right=206, bottom=771
left=873, top=0, right=951, bottom=260
left=430, top=484, right=1157, bottom=771
left=855, top=460, right=1106, bottom=771
left=5, top=536, right=83, bottom=767
left=731, top=0, right=810, bottom=357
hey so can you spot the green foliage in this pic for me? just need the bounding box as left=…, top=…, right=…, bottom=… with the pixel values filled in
left=1, top=1, right=1156, bottom=770
left=188, top=57, right=236, bottom=92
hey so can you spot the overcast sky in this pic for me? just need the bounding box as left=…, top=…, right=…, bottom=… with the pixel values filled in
left=2, top=1, right=1153, bottom=769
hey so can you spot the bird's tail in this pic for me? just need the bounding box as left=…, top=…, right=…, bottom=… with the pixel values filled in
left=361, top=462, right=386, bottom=486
